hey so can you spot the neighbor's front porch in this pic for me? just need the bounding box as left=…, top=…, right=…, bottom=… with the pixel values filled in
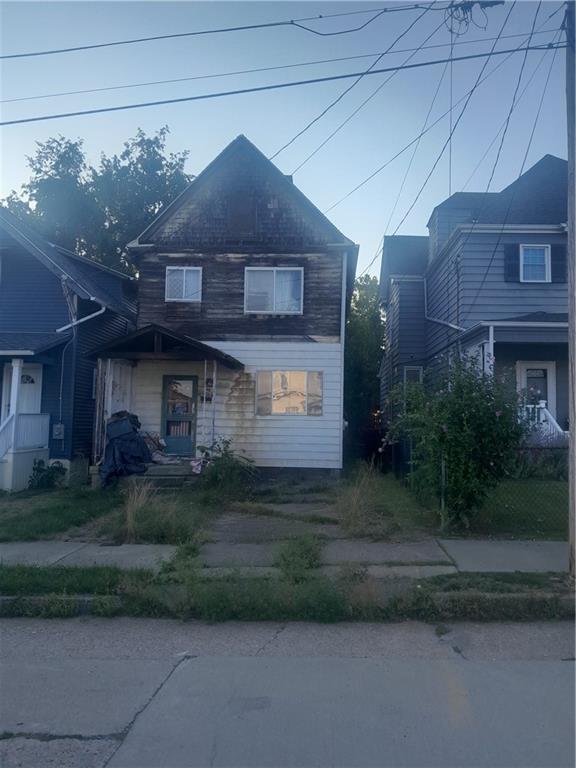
left=461, top=317, right=569, bottom=443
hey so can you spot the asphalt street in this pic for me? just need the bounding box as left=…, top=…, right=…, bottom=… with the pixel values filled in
left=0, top=618, right=574, bottom=768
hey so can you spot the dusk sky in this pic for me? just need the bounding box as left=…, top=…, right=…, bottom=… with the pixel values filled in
left=0, top=0, right=568, bottom=274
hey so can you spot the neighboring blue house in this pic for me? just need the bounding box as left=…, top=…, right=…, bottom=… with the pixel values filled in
left=0, top=208, right=136, bottom=491
left=379, top=155, right=569, bottom=442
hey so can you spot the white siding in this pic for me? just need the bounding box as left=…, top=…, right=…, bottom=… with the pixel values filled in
left=129, top=341, right=343, bottom=469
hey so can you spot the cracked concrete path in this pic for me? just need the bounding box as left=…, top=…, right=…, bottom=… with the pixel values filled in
left=1, top=618, right=573, bottom=768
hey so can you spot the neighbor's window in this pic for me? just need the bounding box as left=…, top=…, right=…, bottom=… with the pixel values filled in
left=165, top=267, right=202, bottom=302
left=520, top=245, right=551, bottom=283
left=256, top=371, right=322, bottom=416
left=403, top=366, right=423, bottom=387
left=245, top=268, right=303, bottom=314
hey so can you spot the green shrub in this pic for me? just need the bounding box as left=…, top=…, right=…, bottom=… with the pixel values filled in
left=390, top=359, right=526, bottom=529
left=275, top=535, right=321, bottom=583
left=28, top=460, right=66, bottom=490
left=197, top=437, right=257, bottom=496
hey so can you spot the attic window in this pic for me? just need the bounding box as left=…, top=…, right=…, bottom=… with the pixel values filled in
left=165, top=267, right=202, bottom=302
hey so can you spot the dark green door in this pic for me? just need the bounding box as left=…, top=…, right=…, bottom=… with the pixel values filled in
left=161, top=376, right=198, bottom=455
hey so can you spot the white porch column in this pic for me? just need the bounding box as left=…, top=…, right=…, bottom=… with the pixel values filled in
left=9, top=358, right=23, bottom=416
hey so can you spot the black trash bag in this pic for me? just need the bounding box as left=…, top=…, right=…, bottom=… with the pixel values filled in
left=99, top=413, right=152, bottom=487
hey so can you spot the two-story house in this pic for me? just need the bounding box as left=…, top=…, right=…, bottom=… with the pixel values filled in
left=379, top=154, right=568, bottom=440
left=0, top=208, right=136, bottom=491
left=89, top=136, right=358, bottom=471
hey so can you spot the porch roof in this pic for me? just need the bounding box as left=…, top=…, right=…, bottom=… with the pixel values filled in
left=86, top=324, right=243, bottom=369
left=0, top=331, right=71, bottom=357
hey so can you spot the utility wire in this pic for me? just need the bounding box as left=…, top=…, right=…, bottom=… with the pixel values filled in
left=462, top=18, right=558, bottom=324
left=358, top=58, right=451, bottom=278
left=324, top=22, right=557, bottom=213
left=269, top=5, right=433, bottom=160
left=1, top=28, right=560, bottom=106
left=387, top=1, right=518, bottom=238
left=291, top=15, right=448, bottom=174
left=0, top=3, right=448, bottom=60
left=0, top=42, right=564, bottom=128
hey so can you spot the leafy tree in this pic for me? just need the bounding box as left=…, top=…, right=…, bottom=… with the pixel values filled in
left=2, top=127, right=191, bottom=269
left=344, top=274, right=385, bottom=459
left=390, top=359, right=526, bottom=529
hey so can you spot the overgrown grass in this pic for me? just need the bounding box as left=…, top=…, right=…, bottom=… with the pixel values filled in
left=335, top=465, right=436, bottom=539
left=426, top=571, right=569, bottom=593
left=275, top=535, right=322, bottom=582
left=97, top=483, right=215, bottom=544
left=0, top=564, right=151, bottom=595
left=0, top=488, right=121, bottom=541
left=470, top=480, right=569, bottom=539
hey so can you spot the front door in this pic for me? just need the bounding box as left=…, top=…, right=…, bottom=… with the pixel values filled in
left=516, top=361, right=557, bottom=417
left=2, top=363, right=43, bottom=420
left=161, top=376, right=198, bottom=455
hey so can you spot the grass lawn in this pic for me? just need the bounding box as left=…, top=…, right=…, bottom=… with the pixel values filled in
left=0, top=488, right=122, bottom=541
left=471, top=479, right=568, bottom=539
left=0, top=563, right=151, bottom=595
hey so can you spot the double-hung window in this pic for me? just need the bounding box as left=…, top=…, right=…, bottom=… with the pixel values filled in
left=245, top=267, right=303, bottom=314
left=256, top=371, right=322, bottom=416
left=520, top=245, right=551, bottom=283
left=165, top=266, right=202, bottom=302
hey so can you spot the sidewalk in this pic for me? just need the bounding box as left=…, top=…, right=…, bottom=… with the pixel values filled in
left=0, top=538, right=568, bottom=574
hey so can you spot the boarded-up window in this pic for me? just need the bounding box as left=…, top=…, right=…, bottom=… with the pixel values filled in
left=256, top=371, right=323, bottom=416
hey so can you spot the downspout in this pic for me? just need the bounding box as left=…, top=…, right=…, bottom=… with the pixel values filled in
left=56, top=300, right=106, bottom=333
left=424, top=278, right=465, bottom=332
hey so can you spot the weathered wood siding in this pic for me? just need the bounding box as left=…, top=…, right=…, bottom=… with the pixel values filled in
left=129, top=341, right=343, bottom=469
left=137, top=252, right=343, bottom=340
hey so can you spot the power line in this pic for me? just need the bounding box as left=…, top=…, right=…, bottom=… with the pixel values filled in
left=0, top=3, right=447, bottom=60
left=269, top=5, right=433, bottom=160
left=0, top=42, right=564, bottom=128
left=290, top=15, right=448, bottom=174
left=387, top=1, right=518, bottom=237
left=358, top=58, right=451, bottom=278
left=462, top=20, right=559, bottom=324
left=1, top=28, right=560, bottom=106
left=324, top=27, right=559, bottom=214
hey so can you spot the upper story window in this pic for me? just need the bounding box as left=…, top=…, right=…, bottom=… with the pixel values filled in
left=245, top=267, right=303, bottom=314
left=165, top=267, right=202, bottom=302
left=520, top=245, right=551, bottom=283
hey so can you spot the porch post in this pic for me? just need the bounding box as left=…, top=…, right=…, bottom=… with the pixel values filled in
left=9, top=358, right=23, bottom=417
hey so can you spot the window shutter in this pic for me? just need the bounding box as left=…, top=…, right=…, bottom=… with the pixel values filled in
left=504, top=244, right=520, bottom=282
left=551, top=245, right=567, bottom=283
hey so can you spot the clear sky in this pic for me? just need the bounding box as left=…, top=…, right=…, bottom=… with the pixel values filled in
left=0, top=0, right=568, bottom=275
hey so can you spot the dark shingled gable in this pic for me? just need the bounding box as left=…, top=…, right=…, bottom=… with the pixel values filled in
left=379, top=235, right=428, bottom=303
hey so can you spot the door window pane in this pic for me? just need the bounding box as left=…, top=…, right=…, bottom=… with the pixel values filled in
left=246, top=270, right=274, bottom=312
left=168, top=379, right=195, bottom=415
left=166, top=421, right=192, bottom=436
left=526, top=368, right=548, bottom=403
left=275, top=270, right=302, bottom=312
left=521, top=246, right=549, bottom=282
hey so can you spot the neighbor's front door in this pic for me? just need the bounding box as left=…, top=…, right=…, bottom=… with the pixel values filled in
left=161, top=375, right=198, bottom=455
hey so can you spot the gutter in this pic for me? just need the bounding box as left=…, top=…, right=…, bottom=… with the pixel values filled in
left=56, top=301, right=106, bottom=333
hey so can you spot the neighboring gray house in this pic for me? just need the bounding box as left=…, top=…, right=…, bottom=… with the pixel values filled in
left=379, top=154, right=568, bottom=441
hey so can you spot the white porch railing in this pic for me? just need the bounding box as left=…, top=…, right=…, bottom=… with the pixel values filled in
left=0, top=414, right=15, bottom=461
left=0, top=414, right=50, bottom=459
left=521, top=401, right=569, bottom=444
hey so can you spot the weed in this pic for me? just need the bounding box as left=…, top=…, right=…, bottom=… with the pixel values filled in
left=275, top=536, right=321, bottom=583
left=28, top=460, right=67, bottom=490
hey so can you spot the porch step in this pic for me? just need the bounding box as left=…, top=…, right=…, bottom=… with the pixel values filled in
left=89, top=463, right=200, bottom=489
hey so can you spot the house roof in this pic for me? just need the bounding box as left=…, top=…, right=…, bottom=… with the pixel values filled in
left=0, top=207, right=136, bottom=321
left=129, top=135, right=355, bottom=251
left=379, top=235, right=428, bottom=303
left=498, top=311, right=568, bottom=324
left=87, top=324, right=244, bottom=369
left=0, top=331, right=71, bottom=356
left=428, top=155, right=568, bottom=227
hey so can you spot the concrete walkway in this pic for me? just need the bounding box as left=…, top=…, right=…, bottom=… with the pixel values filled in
left=0, top=538, right=568, bottom=573
left=0, top=542, right=176, bottom=570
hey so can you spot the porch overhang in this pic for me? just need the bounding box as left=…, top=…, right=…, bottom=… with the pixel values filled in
left=461, top=314, right=568, bottom=347
left=0, top=332, right=71, bottom=361
left=86, top=324, right=244, bottom=370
